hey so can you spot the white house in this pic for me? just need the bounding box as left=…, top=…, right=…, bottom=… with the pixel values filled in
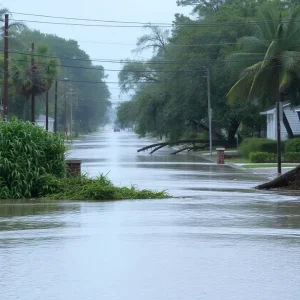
left=36, top=114, right=55, bottom=132
left=260, top=103, right=300, bottom=140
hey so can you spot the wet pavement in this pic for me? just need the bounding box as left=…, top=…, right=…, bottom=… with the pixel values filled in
left=1, top=129, right=300, bottom=300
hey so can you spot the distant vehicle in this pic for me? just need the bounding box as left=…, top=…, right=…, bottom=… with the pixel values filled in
left=114, top=125, right=121, bottom=132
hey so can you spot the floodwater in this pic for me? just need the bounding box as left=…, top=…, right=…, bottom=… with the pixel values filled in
left=1, top=129, right=300, bottom=300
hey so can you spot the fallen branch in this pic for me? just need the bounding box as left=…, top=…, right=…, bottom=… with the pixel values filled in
left=171, top=144, right=208, bottom=155
left=150, top=144, right=167, bottom=154
left=137, top=139, right=227, bottom=153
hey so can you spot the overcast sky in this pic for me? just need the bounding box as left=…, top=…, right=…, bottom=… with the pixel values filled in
left=2, top=0, right=191, bottom=102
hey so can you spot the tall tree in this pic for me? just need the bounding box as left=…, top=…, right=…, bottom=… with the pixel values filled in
left=227, top=3, right=300, bottom=138
left=0, top=8, right=27, bottom=31
left=10, top=44, right=59, bottom=120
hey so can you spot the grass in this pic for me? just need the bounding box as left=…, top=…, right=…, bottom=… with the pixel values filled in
left=242, top=164, right=298, bottom=169
left=42, top=174, right=170, bottom=201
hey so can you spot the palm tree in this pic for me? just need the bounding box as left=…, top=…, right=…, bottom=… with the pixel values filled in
left=10, top=44, right=59, bottom=121
left=0, top=8, right=27, bottom=32
left=227, top=4, right=300, bottom=173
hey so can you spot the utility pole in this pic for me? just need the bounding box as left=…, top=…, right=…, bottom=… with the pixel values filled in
left=31, top=42, right=35, bottom=123
left=54, top=80, right=58, bottom=133
left=46, top=91, right=49, bottom=131
left=276, top=66, right=282, bottom=175
left=207, top=67, right=212, bottom=159
left=3, top=14, right=9, bottom=120
left=64, top=78, right=68, bottom=136
left=70, top=95, right=73, bottom=137
left=69, top=89, right=75, bottom=137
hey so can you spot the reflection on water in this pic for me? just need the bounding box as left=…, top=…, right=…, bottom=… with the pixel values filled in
left=1, top=130, right=300, bottom=300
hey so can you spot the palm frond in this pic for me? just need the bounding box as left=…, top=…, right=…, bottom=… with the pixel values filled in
left=256, top=4, right=281, bottom=40
left=281, top=51, right=300, bottom=71
left=227, top=75, right=253, bottom=104
left=238, top=36, right=268, bottom=53
left=226, top=53, right=264, bottom=72
left=261, top=40, right=279, bottom=68
left=280, top=70, right=292, bottom=90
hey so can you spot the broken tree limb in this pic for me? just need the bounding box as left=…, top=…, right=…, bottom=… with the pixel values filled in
left=171, top=144, right=208, bottom=155
left=137, top=139, right=227, bottom=153
left=171, top=146, right=192, bottom=155
left=256, top=165, right=300, bottom=190
left=150, top=144, right=167, bottom=154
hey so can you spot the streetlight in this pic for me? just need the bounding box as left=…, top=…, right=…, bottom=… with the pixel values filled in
left=202, top=67, right=212, bottom=160
left=206, top=67, right=212, bottom=160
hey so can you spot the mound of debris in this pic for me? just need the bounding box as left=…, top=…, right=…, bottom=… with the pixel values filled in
left=256, top=165, right=300, bottom=190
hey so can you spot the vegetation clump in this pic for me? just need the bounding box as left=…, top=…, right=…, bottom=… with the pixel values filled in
left=0, top=119, right=168, bottom=200
left=43, top=174, right=169, bottom=200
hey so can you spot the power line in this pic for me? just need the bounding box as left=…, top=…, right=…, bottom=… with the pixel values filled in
left=5, top=48, right=266, bottom=65
left=11, top=11, right=300, bottom=27
left=9, top=58, right=210, bottom=73
left=8, top=48, right=299, bottom=67
left=56, top=79, right=157, bottom=84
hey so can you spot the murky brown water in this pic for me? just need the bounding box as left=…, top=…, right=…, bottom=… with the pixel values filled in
left=1, top=129, right=300, bottom=300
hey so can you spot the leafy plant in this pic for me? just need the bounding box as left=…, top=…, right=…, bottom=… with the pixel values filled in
left=285, top=138, right=300, bottom=153
left=283, top=152, right=300, bottom=163
left=239, top=138, right=277, bottom=158
left=0, top=118, right=66, bottom=199
left=43, top=174, right=169, bottom=201
left=249, top=152, right=276, bottom=163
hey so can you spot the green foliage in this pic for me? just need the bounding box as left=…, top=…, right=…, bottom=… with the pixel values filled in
left=44, top=174, right=169, bottom=200
left=116, top=100, right=137, bottom=128
left=118, top=1, right=269, bottom=143
left=238, top=138, right=277, bottom=158
left=3, top=17, right=111, bottom=131
left=0, top=118, right=66, bottom=199
left=227, top=3, right=300, bottom=113
left=249, top=152, right=276, bottom=163
left=285, top=138, right=300, bottom=153
left=10, top=44, right=59, bottom=120
left=283, top=152, right=300, bottom=163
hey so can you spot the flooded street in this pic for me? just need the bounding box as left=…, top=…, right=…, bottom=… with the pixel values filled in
left=1, top=129, right=300, bottom=300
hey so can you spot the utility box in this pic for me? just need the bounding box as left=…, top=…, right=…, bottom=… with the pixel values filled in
left=66, top=159, right=82, bottom=177
left=216, top=148, right=225, bottom=165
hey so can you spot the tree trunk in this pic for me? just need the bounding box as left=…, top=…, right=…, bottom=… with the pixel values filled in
left=281, top=93, right=294, bottom=139
left=227, top=118, right=240, bottom=146
left=282, top=111, right=294, bottom=139
left=22, top=96, right=30, bottom=121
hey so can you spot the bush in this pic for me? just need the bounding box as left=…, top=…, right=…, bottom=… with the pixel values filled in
left=239, top=138, right=278, bottom=158
left=0, top=118, right=67, bottom=199
left=283, top=152, right=300, bottom=163
left=249, top=152, right=276, bottom=163
left=44, top=174, right=169, bottom=200
left=285, top=138, right=300, bottom=153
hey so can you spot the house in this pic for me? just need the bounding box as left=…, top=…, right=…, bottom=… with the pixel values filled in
left=260, top=103, right=300, bottom=140
left=36, top=114, right=55, bottom=132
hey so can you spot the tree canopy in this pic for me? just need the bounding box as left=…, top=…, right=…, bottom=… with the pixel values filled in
left=2, top=9, right=111, bottom=133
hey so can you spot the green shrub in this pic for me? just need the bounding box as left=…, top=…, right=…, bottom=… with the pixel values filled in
left=43, top=174, right=169, bottom=200
left=0, top=118, right=67, bottom=199
left=239, top=138, right=278, bottom=158
left=283, top=152, right=300, bottom=163
left=285, top=138, right=300, bottom=153
left=249, top=152, right=276, bottom=163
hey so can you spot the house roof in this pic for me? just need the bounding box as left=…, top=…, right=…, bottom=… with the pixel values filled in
left=36, top=114, right=54, bottom=121
left=260, top=102, right=291, bottom=115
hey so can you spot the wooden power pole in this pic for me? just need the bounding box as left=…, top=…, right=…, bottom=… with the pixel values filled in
left=54, top=80, right=58, bottom=133
left=3, top=14, right=9, bottom=119
left=46, top=91, right=49, bottom=131
left=31, top=42, right=35, bottom=123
